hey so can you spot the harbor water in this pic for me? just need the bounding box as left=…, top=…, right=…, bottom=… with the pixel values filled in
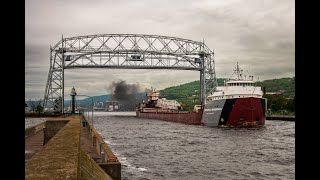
left=91, top=112, right=294, bottom=180
left=25, top=112, right=294, bottom=179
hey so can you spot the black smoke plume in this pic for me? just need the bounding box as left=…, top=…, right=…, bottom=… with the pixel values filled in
left=109, top=80, right=145, bottom=111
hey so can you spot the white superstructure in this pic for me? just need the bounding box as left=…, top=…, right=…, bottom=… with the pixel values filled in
left=156, top=98, right=181, bottom=110
left=207, top=63, right=263, bottom=101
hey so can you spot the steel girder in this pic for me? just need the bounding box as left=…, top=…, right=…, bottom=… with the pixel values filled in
left=44, top=34, right=217, bottom=113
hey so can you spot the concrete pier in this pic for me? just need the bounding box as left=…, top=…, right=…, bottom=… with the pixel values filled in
left=266, top=115, right=295, bottom=121
left=25, top=122, right=45, bottom=163
left=25, top=115, right=121, bottom=179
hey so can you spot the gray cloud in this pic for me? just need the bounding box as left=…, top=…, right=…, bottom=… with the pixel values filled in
left=25, top=0, right=294, bottom=100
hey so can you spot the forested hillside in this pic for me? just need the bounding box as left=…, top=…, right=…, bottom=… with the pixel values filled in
left=159, top=77, right=295, bottom=111
left=256, top=77, right=295, bottom=97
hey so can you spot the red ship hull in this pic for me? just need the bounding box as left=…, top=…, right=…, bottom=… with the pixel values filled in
left=202, top=97, right=266, bottom=127
left=136, top=110, right=203, bottom=125
left=224, top=98, right=266, bottom=127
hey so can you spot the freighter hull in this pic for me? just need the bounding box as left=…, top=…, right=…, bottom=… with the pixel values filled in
left=136, top=110, right=203, bottom=125
left=203, top=97, right=266, bottom=127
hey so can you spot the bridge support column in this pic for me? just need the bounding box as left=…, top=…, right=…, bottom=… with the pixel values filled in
left=61, top=35, right=65, bottom=113
left=200, top=52, right=206, bottom=105
left=200, top=70, right=205, bottom=105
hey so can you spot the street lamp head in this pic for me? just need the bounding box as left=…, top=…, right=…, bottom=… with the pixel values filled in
left=71, top=87, right=77, bottom=96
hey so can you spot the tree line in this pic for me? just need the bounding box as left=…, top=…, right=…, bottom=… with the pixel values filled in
left=26, top=99, right=44, bottom=115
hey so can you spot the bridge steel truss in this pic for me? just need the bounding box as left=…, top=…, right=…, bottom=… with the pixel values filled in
left=44, top=34, right=217, bottom=113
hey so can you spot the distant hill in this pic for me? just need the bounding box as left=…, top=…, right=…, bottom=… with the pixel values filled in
left=158, top=78, right=224, bottom=111
left=160, top=77, right=294, bottom=98
left=64, top=94, right=112, bottom=107
left=159, top=78, right=225, bottom=100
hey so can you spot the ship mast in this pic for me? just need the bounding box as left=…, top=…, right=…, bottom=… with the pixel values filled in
left=233, top=62, right=243, bottom=80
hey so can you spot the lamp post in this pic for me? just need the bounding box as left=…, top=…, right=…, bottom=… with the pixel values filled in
left=70, top=87, right=77, bottom=114
left=269, top=104, right=274, bottom=117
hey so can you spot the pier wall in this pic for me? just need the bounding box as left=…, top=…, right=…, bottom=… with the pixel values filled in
left=25, top=117, right=113, bottom=179
left=87, top=123, right=121, bottom=180
left=266, top=115, right=295, bottom=121
left=80, top=149, right=112, bottom=179
left=25, top=122, right=45, bottom=138
left=43, top=119, right=69, bottom=144
left=25, top=118, right=81, bottom=179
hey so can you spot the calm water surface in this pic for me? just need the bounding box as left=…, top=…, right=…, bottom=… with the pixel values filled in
left=90, top=112, right=294, bottom=180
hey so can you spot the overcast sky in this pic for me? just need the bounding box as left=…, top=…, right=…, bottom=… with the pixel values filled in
left=25, top=0, right=294, bottom=100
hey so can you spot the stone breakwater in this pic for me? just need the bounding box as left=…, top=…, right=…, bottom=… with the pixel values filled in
left=25, top=116, right=120, bottom=179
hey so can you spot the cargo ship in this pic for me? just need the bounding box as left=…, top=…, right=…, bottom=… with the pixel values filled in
left=202, top=62, right=267, bottom=127
left=136, top=88, right=204, bottom=125
left=136, top=63, right=266, bottom=128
